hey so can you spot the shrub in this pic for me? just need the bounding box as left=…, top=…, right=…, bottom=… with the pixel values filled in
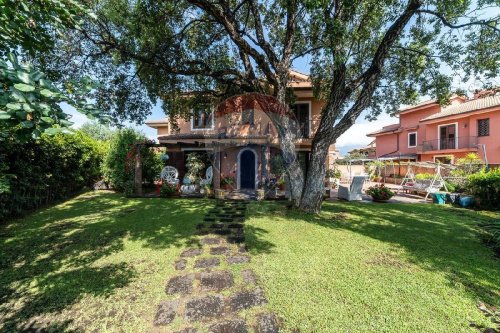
left=415, top=173, right=434, bottom=180
left=160, top=182, right=178, bottom=197
left=185, top=153, right=205, bottom=184
left=366, top=184, right=395, bottom=201
left=467, top=168, right=500, bottom=209
left=442, top=180, right=456, bottom=193
left=102, top=129, right=161, bottom=192
left=0, top=131, right=104, bottom=220
left=325, top=168, right=341, bottom=179
left=270, top=155, right=285, bottom=178
left=452, top=153, right=485, bottom=177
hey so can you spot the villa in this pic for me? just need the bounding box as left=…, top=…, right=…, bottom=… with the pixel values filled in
left=146, top=70, right=339, bottom=190
left=367, top=93, right=500, bottom=166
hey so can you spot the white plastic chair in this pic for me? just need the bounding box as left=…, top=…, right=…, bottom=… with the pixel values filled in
left=338, top=176, right=365, bottom=201
left=200, top=166, right=213, bottom=186
left=160, top=166, right=179, bottom=185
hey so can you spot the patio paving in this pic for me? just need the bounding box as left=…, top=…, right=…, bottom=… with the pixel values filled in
left=153, top=200, right=280, bottom=332
left=328, top=181, right=431, bottom=204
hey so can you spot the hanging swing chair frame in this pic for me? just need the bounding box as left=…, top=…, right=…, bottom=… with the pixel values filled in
left=398, top=162, right=449, bottom=199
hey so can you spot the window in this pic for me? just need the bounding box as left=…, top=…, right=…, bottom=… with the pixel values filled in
left=242, top=108, right=254, bottom=125
left=191, top=106, right=213, bottom=130
left=408, top=132, right=417, bottom=148
left=291, top=103, right=310, bottom=138
left=478, top=118, right=489, bottom=137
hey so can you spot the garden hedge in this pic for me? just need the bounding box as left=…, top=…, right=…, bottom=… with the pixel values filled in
left=0, top=131, right=105, bottom=221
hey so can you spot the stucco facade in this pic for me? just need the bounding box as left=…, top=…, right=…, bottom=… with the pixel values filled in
left=146, top=71, right=338, bottom=190
left=367, top=95, right=500, bottom=166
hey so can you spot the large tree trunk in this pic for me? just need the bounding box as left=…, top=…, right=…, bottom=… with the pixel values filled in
left=280, top=131, right=304, bottom=206
left=274, top=80, right=304, bottom=206
left=298, top=135, right=330, bottom=213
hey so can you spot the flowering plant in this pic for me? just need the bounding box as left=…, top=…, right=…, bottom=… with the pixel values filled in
left=160, top=182, right=178, bottom=197
left=366, top=184, right=395, bottom=201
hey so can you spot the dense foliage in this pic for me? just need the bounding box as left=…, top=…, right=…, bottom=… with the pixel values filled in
left=0, top=131, right=104, bottom=220
left=0, top=1, right=105, bottom=141
left=185, top=153, right=205, bottom=184
left=467, top=168, right=500, bottom=209
left=0, top=54, right=102, bottom=142
left=36, top=0, right=499, bottom=212
left=79, top=121, right=115, bottom=142
left=160, top=183, right=178, bottom=197
left=102, top=128, right=161, bottom=193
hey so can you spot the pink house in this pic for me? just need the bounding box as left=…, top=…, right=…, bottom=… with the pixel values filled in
left=146, top=70, right=338, bottom=190
left=367, top=94, right=500, bottom=166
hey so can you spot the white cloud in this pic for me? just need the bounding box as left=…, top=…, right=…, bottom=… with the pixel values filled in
left=335, top=113, right=397, bottom=149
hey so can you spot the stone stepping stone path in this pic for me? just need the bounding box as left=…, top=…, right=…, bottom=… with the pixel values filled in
left=153, top=200, right=282, bottom=332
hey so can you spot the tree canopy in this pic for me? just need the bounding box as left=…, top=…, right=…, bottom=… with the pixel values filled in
left=11, top=0, right=500, bottom=211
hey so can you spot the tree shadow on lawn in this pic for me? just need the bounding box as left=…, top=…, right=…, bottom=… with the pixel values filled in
left=246, top=200, right=499, bottom=306
left=313, top=202, right=500, bottom=306
left=0, top=192, right=216, bottom=332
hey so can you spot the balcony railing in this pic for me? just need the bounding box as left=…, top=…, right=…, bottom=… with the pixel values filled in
left=418, top=136, right=478, bottom=153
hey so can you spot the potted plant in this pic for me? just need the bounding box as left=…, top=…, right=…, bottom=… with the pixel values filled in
left=325, top=168, right=341, bottom=188
left=366, top=184, right=395, bottom=202
left=276, top=177, right=285, bottom=191
left=221, top=175, right=235, bottom=190
left=160, top=182, right=178, bottom=198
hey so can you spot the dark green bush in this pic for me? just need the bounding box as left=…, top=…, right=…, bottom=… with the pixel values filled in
left=0, top=131, right=105, bottom=221
left=102, top=128, right=161, bottom=192
left=160, top=183, right=178, bottom=197
left=467, top=168, right=500, bottom=209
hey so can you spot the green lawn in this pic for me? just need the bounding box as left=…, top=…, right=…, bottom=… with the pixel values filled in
left=245, top=201, right=500, bottom=333
left=0, top=191, right=206, bottom=332
left=0, top=191, right=498, bottom=332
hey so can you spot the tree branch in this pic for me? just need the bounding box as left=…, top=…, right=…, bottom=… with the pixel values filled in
left=417, top=9, right=500, bottom=33
left=188, top=0, right=279, bottom=87
left=329, top=0, right=423, bottom=142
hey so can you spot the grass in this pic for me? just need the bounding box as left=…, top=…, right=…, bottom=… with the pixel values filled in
left=0, top=191, right=499, bottom=332
left=0, top=191, right=208, bottom=332
left=245, top=201, right=500, bottom=333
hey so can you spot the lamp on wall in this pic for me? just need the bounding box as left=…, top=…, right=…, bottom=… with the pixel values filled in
left=224, top=152, right=228, bottom=159
left=463, top=123, right=467, bottom=128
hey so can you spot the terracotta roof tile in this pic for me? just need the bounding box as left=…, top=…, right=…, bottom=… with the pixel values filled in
left=366, top=123, right=400, bottom=136
left=421, top=95, right=500, bottom=121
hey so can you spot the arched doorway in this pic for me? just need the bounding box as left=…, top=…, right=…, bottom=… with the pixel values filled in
left=238, top=148, right=256, bottom=189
